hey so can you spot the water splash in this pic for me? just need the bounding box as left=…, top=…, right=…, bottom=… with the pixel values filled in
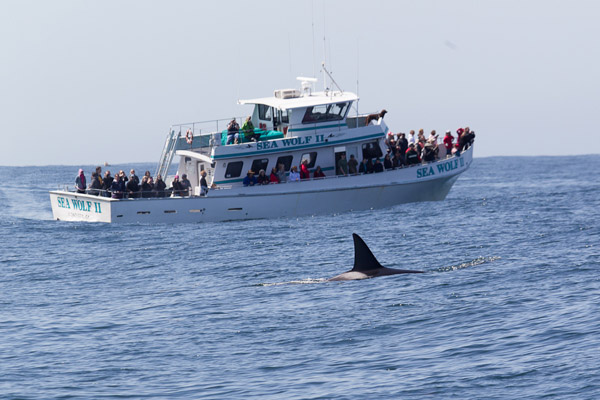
left=435, top=256, right=501, bottom=272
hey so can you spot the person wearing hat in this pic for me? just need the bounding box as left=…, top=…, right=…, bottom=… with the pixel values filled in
left=288, top=166, right=300, bottom=182
left=443, top=130, right=454, bottom=158
left=242, top=170, right=257, bottom=186
left=405, top=143, right=421, bottom=165
left=171, top=175, right=183, bottom=196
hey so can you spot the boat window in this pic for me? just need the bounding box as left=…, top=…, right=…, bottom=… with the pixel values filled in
left=258, top=104, right=272, bottom=121
left=302, top=102, right=349, bottom=124
left=279, top=109, right=289, bottom=124
left=251, top=158, right=269, bottom=174
left=276, top=155, right=293, bottom=171
left=362, top=141, right=383, bottom=159
left=225, top=161, right=244, bottom=178
left=301, top=152, right=318, bottom=169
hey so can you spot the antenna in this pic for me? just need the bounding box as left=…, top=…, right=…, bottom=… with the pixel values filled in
left=311, top=0, right=316, bottom=78
left=322, top=1, right=327, bottom=91
left=321, top=63, right=343, bottom=94
left=356, top=38, right=359, bottom=127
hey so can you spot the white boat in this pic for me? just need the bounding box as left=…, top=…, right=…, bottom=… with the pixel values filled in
left=49, top=77, right=474, bottom=223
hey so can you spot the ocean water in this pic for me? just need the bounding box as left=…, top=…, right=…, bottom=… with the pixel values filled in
left=0, top=156, right=599, bottom=399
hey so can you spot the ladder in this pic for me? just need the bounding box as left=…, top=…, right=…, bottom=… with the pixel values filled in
left=155, top=128, right=180, bottom=179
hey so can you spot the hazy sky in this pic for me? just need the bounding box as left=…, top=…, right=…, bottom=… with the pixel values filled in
left=2, top=0, right=599, bottom=166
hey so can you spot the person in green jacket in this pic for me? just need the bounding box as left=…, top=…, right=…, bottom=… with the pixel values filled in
left=242, top=116, right=260, bottom=142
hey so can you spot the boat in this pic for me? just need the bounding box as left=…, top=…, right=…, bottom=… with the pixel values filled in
left=49, top=76, right=474, bottom=223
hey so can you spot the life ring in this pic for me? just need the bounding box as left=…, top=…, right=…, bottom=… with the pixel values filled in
left=185, top=129, right=193, bottom=144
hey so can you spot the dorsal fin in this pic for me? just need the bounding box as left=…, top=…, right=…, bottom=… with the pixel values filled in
left=352, top=233, right=384, bottom=271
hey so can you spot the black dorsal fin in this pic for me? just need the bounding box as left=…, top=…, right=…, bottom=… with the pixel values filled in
left=352, top=233, right=384, bottom=272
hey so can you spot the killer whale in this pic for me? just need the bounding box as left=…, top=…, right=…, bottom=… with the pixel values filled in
left=328, top=233, right=424, bottom=281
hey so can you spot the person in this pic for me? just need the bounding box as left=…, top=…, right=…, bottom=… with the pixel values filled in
left=101, top=170, right=113, bottom=197
left=226, top=118, right=240, bottom=145
left=75, top=169, right=86, bottom=193
left=257, top=169, right=269, bottom=185
left=443, top=130, right=454, bottom=158
left=171, top=175, right=183, bottom=196
left=348, top=154, right=358, bottom=174
left=110, top=172, right=125, bottom=199
left=140, top=176, right=153, bottom=198
left=397, top=133, right=408, bottom=161
left=313, top=165, right=325, bottom=179
left=154, top=174, right=167, bottom=197
left=392, top=150, right=403, bottom=168
left=423, top=143, right=437, bottom=162
left=383, top=154, right=393, bottom=170
left=405, top=143, right=421, bottom=165
left=200, top=171, right=209, bottom=196
left=373, top=158, right=384, bottom=173
left=129, top=169, right=139, bottom=186
left=95, top=166, right=103, bottom=188
left=366, top=158, right=374, bottom=173
left=180, top=173, right=191, bottom=196
left=277, top=163, right=287, bottom=183
left=241, top=116, right=259, bottom=142
left=300, top=159, right=310, bottom=180
left=288, top=166, right=300, bottom=182
left=242, top=170, right=257, bottom=186
left=269, top=167, right=280, bottom=183
left=336, top=153, right=348, bottom=176
left=358, top=158, right=369, bottom=174
left=88, top=172, right=102, bottom=195
left=417, top=129, right=426, bottom=144
left=126, top=172, right=140, bottom=198
left=407, top=130, right=416, bottom=145
left=458, top=129, right=476, bottom=152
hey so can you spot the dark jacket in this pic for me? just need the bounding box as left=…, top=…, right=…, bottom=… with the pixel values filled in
left=154, top=179, right=167, bottom=197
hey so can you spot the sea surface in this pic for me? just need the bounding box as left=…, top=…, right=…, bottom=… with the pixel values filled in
left=0, top=156, right=599, bottom=399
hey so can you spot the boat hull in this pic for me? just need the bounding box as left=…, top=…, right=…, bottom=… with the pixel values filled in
left=50, top=148, right=473, bottom=223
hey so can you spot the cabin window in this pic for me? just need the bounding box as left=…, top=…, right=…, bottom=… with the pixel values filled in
left=362, top=141, right=383, bottom=160
left=278, top=109, right=289, bottom=124
left=251, top=158, right=269, bottom=174
left=225, top=161, right=243, bottom=178
left=302, top=102, right=349, bottom=124
left=258, top=104, right=272, bottom=121
left=276, top=155, right=293, bottom=171
left=301, top=152, right=318, bottom=169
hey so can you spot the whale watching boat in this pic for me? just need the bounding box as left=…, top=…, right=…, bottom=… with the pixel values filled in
left=49, top=76, right=474, bottom=223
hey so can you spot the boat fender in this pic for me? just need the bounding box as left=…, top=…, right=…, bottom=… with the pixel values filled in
left=185, top=129, right=193, bottom=145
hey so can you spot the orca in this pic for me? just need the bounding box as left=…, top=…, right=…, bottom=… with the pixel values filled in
left=328, top=233, right=424, bottom=281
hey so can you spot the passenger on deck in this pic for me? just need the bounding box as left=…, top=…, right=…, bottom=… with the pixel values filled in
left=407, top=130, right=416, bottom=145
left=200, top=171, right=209, bottom=196
left=126, top=173, right=140, bottom=198
left=129, top=169, right=139, bottom=186
left=358, top=158, right=368, bottom=174
left=313, top=166, right=325, bottom=179
left=300, top=159, right=310, bottom=180
left=171, top=175, right=183, bottom=196
left=336, top=153, right=348, bottom=176
left=418, top=129, right=426, bottom=144
left=155, top=174, right=167, bottom=197
left=348, top=154, right=358, bottom=175
left=383, top=154, right=393, bottom=170
left=269, top=167, right=280, bottom=184
left=140, top=176, right=153, bottom=198
left=75, top=169, right=86, bottom=193
left=397, top=133, right=408, bottom=157
left=277, top=163, right=287, bottom=183
left=257, top=169, right=269, bottom=185
left=366, top=158, right=374, bottom=173
left=242, top=170, right=257, bottom=186
left=110, top=173, right=125, bottom=199
left=458, top=129, right=475, bottom=152
left=423, top=143, right=437, bottom=162
left=405, top=143, right=421, bottom=165
left=180, top=174, right=191, bottom=196
left=95, top=166, right=103, bottom=188
left=373, top=158, right=384, bottom=173
left=102, top=171, right=113, bottom=197
left=288, top=166, right=300, bottom=182
left=443, top=130, right=454, bottom=158
left=226, top=118, right=240, bottom=145
left=242, top=116, right=259, bottom=142
left=89, top=172, right=102, bottom=195
left=392, top=150, right=404, bottom=168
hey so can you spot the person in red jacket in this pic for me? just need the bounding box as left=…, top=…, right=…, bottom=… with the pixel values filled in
left=269, top=167, right=280, bottom=183
left=313, top=165, right=325, bottom=179
left=300, top=159, right=310, bottom=180
left=443, top=130, right=454, bottom=158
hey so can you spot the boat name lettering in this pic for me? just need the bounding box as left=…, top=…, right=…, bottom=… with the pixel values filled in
left=56, top=196, right=102, bottom=213
left=256, top=134, right=325, bottom=151
left=417, top=158, right=464, bottom=179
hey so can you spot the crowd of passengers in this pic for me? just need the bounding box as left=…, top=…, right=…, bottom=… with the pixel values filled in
left=74, top=167, right=209, bottom=198
left=241, top=126, right=475, bottom=186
